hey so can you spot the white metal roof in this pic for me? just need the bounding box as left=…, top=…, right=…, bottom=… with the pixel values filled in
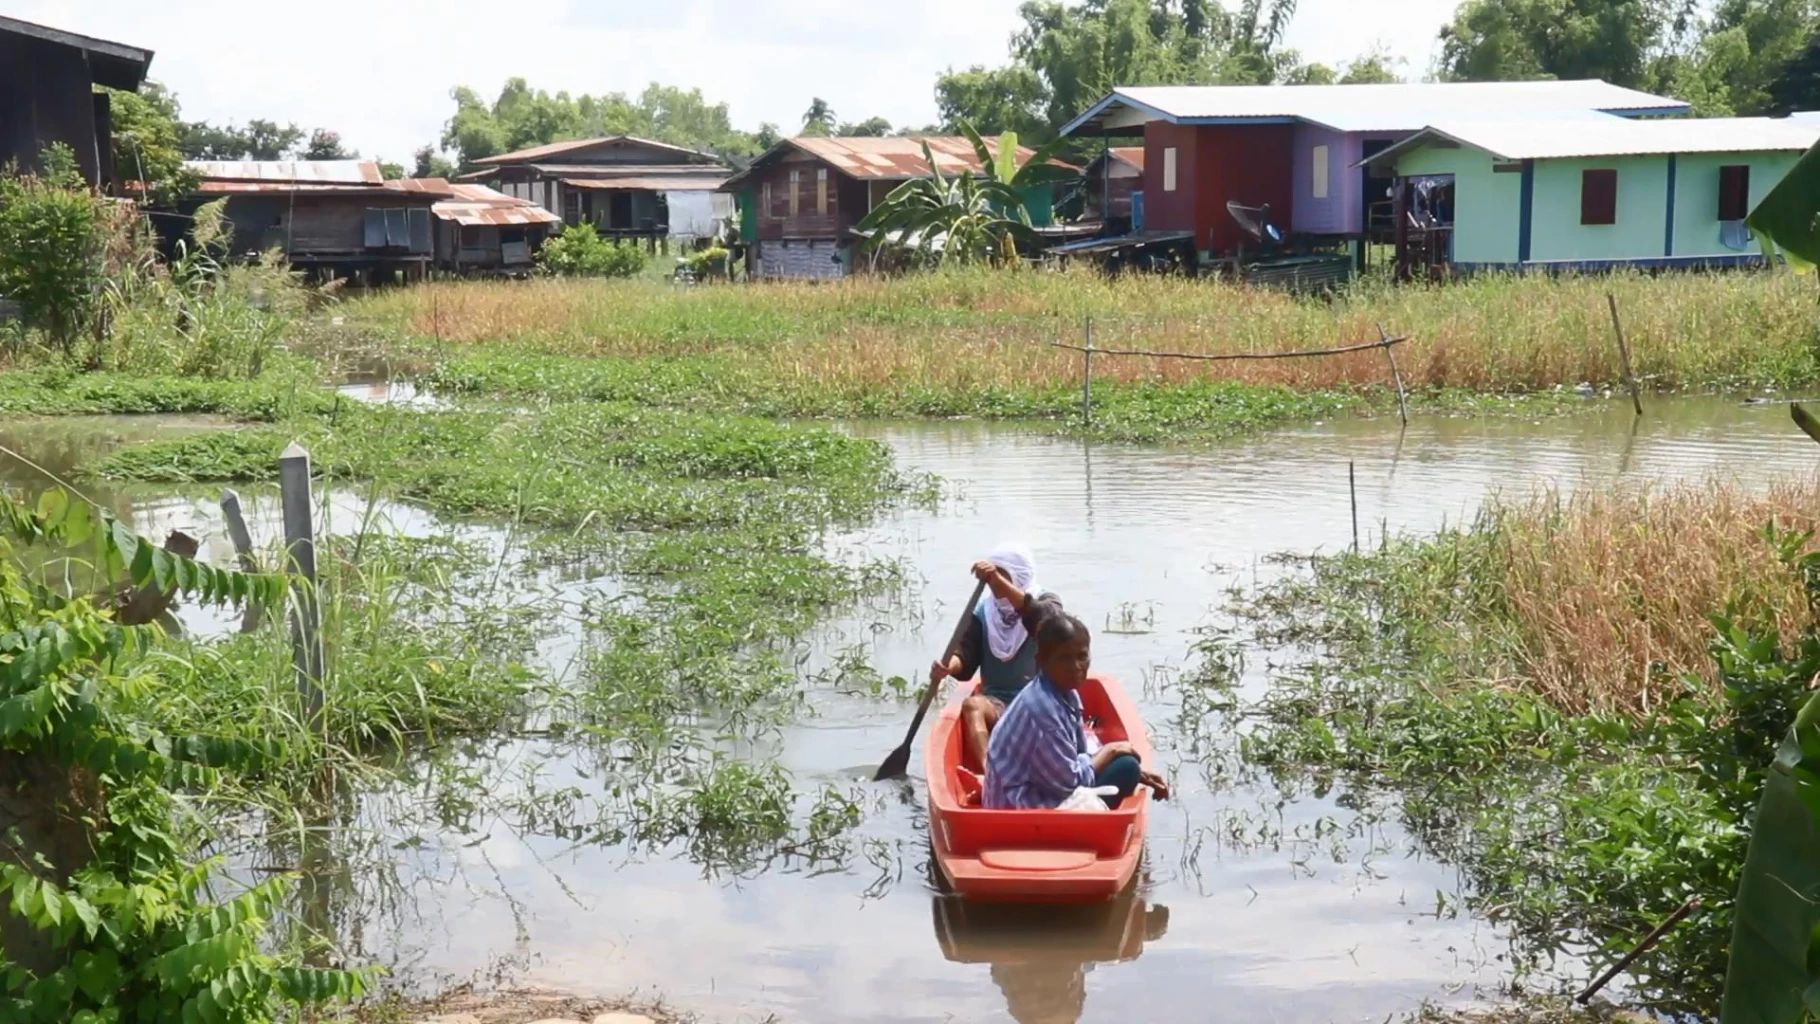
left=1062, top=80, right=1689, bottom=136
left=185, top=160, right=381, bottom=185
left=1363, top=116, right=1820, bottom=165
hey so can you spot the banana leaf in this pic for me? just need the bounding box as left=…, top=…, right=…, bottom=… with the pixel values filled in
left=1721, top=686, right=1820, bottom=1023
left=1746, top=140, right=1820, bottom=270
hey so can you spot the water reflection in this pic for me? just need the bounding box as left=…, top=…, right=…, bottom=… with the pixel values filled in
left=931, top=885, right=1168, bottom=1024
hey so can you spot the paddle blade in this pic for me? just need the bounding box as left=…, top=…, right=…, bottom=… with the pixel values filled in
left=874, top=742, right=912, bottom=781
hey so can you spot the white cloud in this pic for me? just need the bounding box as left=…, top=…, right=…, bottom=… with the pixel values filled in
left=7, top=0, right=1464, bottom=161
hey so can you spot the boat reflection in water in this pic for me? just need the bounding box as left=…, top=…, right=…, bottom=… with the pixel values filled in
left=930, top=884, right=1168, bottom=1024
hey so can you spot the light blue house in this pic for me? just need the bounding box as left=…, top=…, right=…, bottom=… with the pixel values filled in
left=1363, top=115, right=1820, bottom=273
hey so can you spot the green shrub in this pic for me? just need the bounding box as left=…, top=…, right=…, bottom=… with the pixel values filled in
left=537, top=224, right=647, bottom=278
left=0, top=493, right=373, bottom=1022
left=683, top=245, right=730, bottom=277
left=0, top=146, right=105, bottom=355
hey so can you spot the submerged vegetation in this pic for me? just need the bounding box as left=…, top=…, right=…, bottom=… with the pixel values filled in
left=1223, top=478, right=1820, bottom=1016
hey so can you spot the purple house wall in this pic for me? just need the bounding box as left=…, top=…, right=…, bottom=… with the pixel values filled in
left=1290, top=123, right=1409, bottom=237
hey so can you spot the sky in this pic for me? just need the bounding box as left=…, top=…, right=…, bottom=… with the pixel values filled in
left=8, top=0, right=1464, bottom=162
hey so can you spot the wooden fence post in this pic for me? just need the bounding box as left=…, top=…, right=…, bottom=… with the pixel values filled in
left=1606, top=293, right=1644, bottom=417
left=1082, top=317, right=1095, bottom=427
left=1349, top=461, right=1359, bottom=552
left=1378, top=323, right=1409, bottom=428
left=278, top=443, right=324, bottom=726
left=219, top=488, right=264, bottom=633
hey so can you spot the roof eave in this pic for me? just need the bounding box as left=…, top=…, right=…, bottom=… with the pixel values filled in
left=0, top=15, right=153, bottom=88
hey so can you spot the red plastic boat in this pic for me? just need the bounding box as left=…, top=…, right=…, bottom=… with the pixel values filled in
left=924, top=675, right=1153, bottom=902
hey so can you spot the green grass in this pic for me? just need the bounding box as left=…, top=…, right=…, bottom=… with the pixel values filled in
left=0, top=358, right=335, bottom=420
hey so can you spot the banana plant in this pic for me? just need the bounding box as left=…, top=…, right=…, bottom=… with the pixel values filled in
left=854, top=138, right=1044, bottom=267
left=1718, top=403, right=1820, bottom=1023
left=1748, top=141, right=1820, bottom=268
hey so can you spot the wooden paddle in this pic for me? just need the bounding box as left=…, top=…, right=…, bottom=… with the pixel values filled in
left=875, top=578, right=989, bottom=781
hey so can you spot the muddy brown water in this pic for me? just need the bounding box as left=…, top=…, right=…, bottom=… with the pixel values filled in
left=2, top=397, right=1815, bottom=1024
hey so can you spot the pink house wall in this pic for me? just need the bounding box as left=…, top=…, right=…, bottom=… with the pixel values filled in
left=1291, top=125, right=1411, bottom=236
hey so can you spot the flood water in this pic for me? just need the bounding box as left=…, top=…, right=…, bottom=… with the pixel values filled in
left=4, top=397, right=1817, bottom=1024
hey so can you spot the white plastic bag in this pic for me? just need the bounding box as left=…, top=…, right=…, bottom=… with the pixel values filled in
left=1058, top=786, right=1119, bottom=812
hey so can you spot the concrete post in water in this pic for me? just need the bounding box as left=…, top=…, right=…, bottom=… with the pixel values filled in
left=1606, top=293, right=1644, bottom=417
left=278, top=443, right=324, bottom=726
left=1082, top=317, right=1095, bottom=427
left=219, top=488, right=264, bottom=632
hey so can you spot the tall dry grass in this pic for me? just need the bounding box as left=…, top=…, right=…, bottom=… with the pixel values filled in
left=1487, top=477, right=1820, bottom=715
left=355, top=268, right=1820, bottom=395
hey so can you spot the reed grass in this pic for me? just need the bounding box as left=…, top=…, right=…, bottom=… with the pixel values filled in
left=355, top=268, right=1820, bottom=396
left=1256, top=475, right=1820, bottom=717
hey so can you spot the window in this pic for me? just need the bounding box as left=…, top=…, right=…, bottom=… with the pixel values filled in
left=789, top=169, right=800, bottom=215
left=1718, top=164, right=1751, bottom=221
left=762, top=182, right=773, bottom=218
left=459, top=225, right=483, bottom=247
left=1311, top=145, right=1329, bottom=199
left=817, top=168, right=828, bottom=214
left=1163, top=147, right=1177, bottom=192
left=1581, top=169, right=1617, bottom=226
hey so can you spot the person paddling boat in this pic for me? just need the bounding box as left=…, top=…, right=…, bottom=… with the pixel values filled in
left=929, top=544, right=1062, bottom=772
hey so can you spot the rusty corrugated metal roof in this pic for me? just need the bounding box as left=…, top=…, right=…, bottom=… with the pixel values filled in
left=562, top=174, right=729, bottom=191
left=787, top=136, right=1036, bottom=180
left=473, top=135, right=721, bottom=166
left=443, top=183, right=526, bottom=204
left=722, top=136, right=1077, bottom=190
left=187, top=159, right=382, bottom=185
left=194, top=177, right=450, bottom=198
left=436, top=204, right=563, bottom=227
left=430, top=183, right=561, bottom=226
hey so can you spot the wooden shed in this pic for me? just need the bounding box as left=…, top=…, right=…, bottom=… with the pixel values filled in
left=425, top=182, right=562, bottom=274
left=1082, top=147, right=1144, bottom=230
left=458, top=136, right=731, bottom=249
left=185, top=160, right=449, bottom=283
left=0, top=15, right=152, bottom=190
left=720, top=136, right=1072, bottom=280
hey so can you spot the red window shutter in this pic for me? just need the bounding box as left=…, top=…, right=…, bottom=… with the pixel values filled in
left=1718, top=165, right=1751, bottom=221
left=1581, top=169, right=1617, bottom=226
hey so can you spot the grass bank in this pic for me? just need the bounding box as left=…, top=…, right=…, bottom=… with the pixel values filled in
left=355, top=268, right=1820, bottom=398
left=1225, top=478, right=1820, bottom=1015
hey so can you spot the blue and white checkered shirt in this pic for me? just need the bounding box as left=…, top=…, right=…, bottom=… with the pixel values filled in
left=983, top=673, right=1095, bottom=810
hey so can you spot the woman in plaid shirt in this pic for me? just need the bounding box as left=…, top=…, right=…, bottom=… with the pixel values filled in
left=982, top=612, right=1169, bottom=810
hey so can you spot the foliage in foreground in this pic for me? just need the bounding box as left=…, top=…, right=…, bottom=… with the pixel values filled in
left=1228, top=510, right=1820, bottom=1017
left=0, top=492, right=370, bottom=1022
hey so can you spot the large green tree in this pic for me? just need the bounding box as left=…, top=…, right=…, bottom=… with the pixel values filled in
left=1436, top=0, right=1671, bottom=86
left=104, top=84, right=196, bottom=203
left=440, top=79, right=761, bottom=168
left=933, top=0, right=1311, bottom=144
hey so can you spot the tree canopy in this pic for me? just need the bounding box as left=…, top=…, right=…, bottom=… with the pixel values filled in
left=440, top=79, right=766, bottom=167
